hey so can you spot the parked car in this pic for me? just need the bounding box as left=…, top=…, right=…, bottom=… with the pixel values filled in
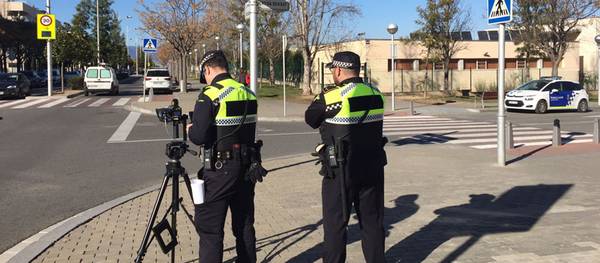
left=37, top=70, right=61, bottom=88
left=504, top=79, right=589, bottom=113
left=21, top=71, right=44, bottom=89
left=0, top=73, right=31, bottom=99
left=84, top=66, right=120, bottom=96
left=144, top=68, right=172, bottom=94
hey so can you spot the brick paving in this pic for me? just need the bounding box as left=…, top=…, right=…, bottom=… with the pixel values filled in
left=32, top=144, right=600, bottom=262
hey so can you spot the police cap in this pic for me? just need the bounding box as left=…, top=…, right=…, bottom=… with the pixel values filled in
left=325, top=51, right=361, bottom=70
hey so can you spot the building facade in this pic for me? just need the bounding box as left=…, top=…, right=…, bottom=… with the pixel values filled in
left=313, top=17, right=600, bottom=93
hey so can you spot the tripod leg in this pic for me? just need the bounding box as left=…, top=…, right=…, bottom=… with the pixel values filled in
left=171, top=169, right=179, bottom=263
left=135, top=174, right=171, bottom=263
left=181, top=169, right=194, bottom=202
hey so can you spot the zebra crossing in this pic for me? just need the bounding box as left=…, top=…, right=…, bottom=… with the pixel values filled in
left=0, top=97, right=132, bottom=110
left=384, top=115, right=593, bottom=150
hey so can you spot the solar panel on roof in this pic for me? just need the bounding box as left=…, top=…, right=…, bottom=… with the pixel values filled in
left=451, top=32, right=461, bottom=40
left=477, top=31, right=489, bottom=41
left=461, top=31, right=472, bottom=40
left=488, top=31, right=499, bottom=40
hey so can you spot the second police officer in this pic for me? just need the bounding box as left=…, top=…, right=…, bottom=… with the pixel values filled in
left=187, top=50, right=267, bottom=263
left=305, top=51, right=388, bottom=263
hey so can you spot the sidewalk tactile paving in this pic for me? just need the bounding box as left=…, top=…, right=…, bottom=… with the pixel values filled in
left=29, top=148, right=600, bottom=262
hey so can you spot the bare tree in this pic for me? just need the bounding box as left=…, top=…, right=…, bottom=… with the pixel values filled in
left=414, top=0, right=470, bottom=93
left=516, top=0, right=599, bottom=77
left=289, top=0, right=360, bottom=95
left=138, top=0, right=206, bottom=92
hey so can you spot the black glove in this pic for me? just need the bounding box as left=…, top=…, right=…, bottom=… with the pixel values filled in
left=245, top=162, right=268, bottom=183
left=197, top=167, right=205, bottom=180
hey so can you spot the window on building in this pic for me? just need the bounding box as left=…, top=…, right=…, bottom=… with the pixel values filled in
left=476, top=60, right=487, bottom=70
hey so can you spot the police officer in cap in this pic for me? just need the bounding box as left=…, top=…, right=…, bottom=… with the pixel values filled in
left=305, top=51, right=387, bottom=263
left=188, top=50, right=266, bottom=263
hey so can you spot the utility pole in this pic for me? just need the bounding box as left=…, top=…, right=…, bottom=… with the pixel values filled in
left=96, top=0, right=100, bottom=65
left=283, top=34, right=287, bottom=117
left=46, top=0, right=53, bottom=97
left=249, top=0, right=257, bottom=94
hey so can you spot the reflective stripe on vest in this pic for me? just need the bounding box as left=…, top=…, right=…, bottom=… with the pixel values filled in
left=203, top=78, right=258, bottom=126
left=324, top=82, right=384, bottom=125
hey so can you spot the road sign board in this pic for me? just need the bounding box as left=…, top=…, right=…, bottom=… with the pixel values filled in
left=259, top=0, right=289, bottom=12
left=143, top=38, right=158, bottom=53
left=244, top=0, right=289, bottom=19
left=37, top=14, right=56, bottom=40
left=488, top=0, right=512, bottom=24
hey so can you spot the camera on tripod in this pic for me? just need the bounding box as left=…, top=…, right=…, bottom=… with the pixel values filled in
left=155, top=99, right=183, bottom=123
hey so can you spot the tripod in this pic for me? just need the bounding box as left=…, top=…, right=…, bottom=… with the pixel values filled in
left=135, top=108, right=198, bottom=263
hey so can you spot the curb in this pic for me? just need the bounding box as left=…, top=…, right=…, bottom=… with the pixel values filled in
left=66, top=91, right=84, bottom=99
left=0, top=185, right=160, bottom=263
left=126, top=104, right=306, bottom=122
left=0, top=153, right=313, bottom=263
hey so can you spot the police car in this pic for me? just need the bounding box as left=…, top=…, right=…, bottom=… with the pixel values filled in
left=504, top=77, right=589, bottom=113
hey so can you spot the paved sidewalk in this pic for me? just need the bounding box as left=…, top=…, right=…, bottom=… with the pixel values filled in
left=27, top=143, right=600, bottom=262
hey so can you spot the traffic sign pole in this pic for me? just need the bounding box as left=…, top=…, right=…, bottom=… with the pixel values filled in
left=497, top=23, right=506, bottom=166
left=46, top=0, right=52, bottom=97
left=249, top=0, right=258, bottom=94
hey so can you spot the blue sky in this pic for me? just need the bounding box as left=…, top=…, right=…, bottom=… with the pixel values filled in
left=26, top=0, right=496, bottom=45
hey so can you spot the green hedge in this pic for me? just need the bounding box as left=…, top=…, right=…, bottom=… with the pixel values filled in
left=67, top=77, right=85, bottom=90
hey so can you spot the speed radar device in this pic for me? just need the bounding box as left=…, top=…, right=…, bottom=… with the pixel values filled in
left=37, top=14, right=56, bottom=40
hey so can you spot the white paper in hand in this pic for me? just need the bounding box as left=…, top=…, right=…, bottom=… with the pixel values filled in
left=191, top=179, right=205, bottom=205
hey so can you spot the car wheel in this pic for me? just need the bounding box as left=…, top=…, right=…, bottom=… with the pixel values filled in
left=577, top=99, right=588, bottom=112
left=535, top=100, right=547, bottom=114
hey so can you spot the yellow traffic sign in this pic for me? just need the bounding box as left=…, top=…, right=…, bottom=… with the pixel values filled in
left=37, top=14, right=56, bottom=40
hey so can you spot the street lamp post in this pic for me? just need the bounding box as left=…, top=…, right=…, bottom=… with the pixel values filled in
left=387, top=23, right=398, bottom=111
left=237, top=23, right=244, bottom=70
left=46, top=0, right=52, bottom=97
left=595, top=35, right=600, bottom=106
left=125, top=16, right=132, bottom=72
left=96, top=0, right=100, bottom=65
left=194, top=48, right=198, bottom=75
left=283, top=34, right=287, bottom=116
left=215, top=36, right=220, bottom=50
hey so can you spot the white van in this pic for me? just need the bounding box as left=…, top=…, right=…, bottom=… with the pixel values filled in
left=84, top=66, right=119, bottom=96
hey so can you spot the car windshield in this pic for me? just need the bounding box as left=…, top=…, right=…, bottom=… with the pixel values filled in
left=516, top=80, right=549, bottom=91
left=147, top=70, right=169, bottom=77
left=0, top=74, right=17, bottom=81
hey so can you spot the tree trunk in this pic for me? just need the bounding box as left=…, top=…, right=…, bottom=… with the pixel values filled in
left=301, top=49, right=312, bottom=96
left=180, top=54, right=187, bottom=93
left=551, top=56, right=559, bottom=77
left=268, top=57, right=275, bottom=85
left=444, top=59, right=450, bottom=93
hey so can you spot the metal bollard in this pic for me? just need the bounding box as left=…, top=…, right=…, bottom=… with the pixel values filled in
left=149, top=87, right=154, bottom=102
left=409, top=101, right=414, bottom=116
left=506, top=121, right=514, bottom=149
left=553, top=119, right=561, bottom=147
left=594, top=118, right=600, bottom=144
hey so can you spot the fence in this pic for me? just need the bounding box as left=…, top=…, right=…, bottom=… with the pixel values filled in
left=316, top=66, right=586, bottom=94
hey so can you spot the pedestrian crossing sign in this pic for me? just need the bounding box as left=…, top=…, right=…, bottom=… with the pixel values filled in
left=143, top=38, right=158, bottom=53
left=488, top=0, right=512, bottom=25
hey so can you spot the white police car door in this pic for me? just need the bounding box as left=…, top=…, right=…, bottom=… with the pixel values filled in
left=562, top=82, right=583, bottom=108
left=547, top=82, right=570, bottom=108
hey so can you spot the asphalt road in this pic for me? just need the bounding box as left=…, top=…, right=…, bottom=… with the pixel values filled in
left=0, top=77, right=319, bottom=253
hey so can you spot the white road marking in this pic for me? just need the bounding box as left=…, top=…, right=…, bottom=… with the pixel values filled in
left=108, top=138, right=182, bottom=144
left=384, top=127, right=540, bottom=137
left=11, top=98, right=52, bottom=109
left=88, top=98, right=110, bottom=107
left=385, top=115, right=435, bottom=119
left=38, top=98, right=70, bottom=108
left=0, top=99, right=32, bottom=108
left=384, top=124, right=498, bottom=132
left=107, top=112, right=142, bottom=143
left=112, top=98, right=130, bottom=106
left=448, top=134, right=592, bottom=144
left=64, top=98, right=91, bottom=107
left=383, top=119, right=467, bottom=124
left=383, top=121, right=490, bottom=128
left=258, top=131, right=319, bottom=136
left=472, top=139, right=593, bottom=149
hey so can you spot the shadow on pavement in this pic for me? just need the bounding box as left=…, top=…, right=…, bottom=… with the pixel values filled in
left=385, top=184, right=572, bottom=263
left=235, top=194, right=419, bottom=263
left=391, top=132, right=458, bottom=146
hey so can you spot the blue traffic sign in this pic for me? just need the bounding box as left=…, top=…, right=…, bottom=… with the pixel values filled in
left=488, top=0, right=512, bottom=25
left=142, top=38, right=158, bottom=53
